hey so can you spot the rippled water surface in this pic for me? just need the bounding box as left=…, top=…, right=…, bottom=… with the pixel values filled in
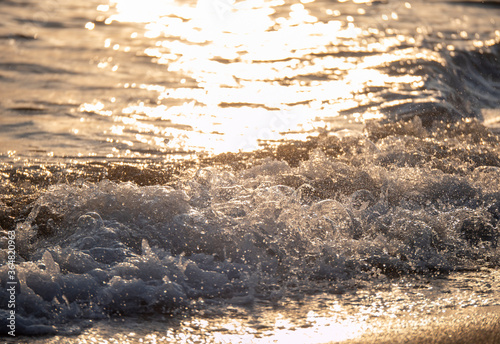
left=1, top=0, right=500, bottom=342
left=2, top=0, right=499, bottom=160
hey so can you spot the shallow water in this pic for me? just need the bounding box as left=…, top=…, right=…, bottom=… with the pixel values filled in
left=1, top=0, right=500, bottom=341
left=2, top=0, right=500, bottom=160
left=3, top=269, right=495, bottom=343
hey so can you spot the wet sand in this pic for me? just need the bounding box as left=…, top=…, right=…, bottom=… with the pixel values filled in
left=336, top=306, right=500, bottom=344
left=11, top=304, right=500, bottom=343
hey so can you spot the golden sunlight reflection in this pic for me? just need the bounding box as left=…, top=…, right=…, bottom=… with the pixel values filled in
left=94, top=0, right=430, bottom=155
left=166, top=304, right=368, bottom=344
left=211, top=316, right=366, bottom=344
left=108, top=0, right=179, bottom=23
left=121, top=101, right=314, bottom=153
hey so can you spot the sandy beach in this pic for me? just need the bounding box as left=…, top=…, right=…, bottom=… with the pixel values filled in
left=337, top=306, right=500, bottom=344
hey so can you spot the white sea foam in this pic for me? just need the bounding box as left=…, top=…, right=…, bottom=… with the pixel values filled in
left=1, top=126, right=499, bottom=335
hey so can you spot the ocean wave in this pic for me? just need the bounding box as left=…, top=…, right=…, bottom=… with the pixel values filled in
left=1, top=116, right=499, bottom=335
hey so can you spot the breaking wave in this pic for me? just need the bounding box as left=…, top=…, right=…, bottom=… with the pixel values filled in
left=1, top=115, right=500, bottom=335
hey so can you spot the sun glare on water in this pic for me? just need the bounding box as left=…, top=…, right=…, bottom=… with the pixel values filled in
left=92, top=0, right=423, bottom=156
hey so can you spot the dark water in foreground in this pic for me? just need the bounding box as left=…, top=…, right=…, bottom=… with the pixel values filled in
left=1, top=0, right=500, bottom=342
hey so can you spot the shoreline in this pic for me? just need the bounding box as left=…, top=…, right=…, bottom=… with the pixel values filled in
left=335, top=305, right=500, bottom=344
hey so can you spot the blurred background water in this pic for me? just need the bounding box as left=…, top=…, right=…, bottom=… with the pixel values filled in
left=1, top=0, right=499, bottom=163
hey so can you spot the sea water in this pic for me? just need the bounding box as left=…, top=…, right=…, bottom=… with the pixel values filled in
left=1, top=0, right=500, bottom=342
